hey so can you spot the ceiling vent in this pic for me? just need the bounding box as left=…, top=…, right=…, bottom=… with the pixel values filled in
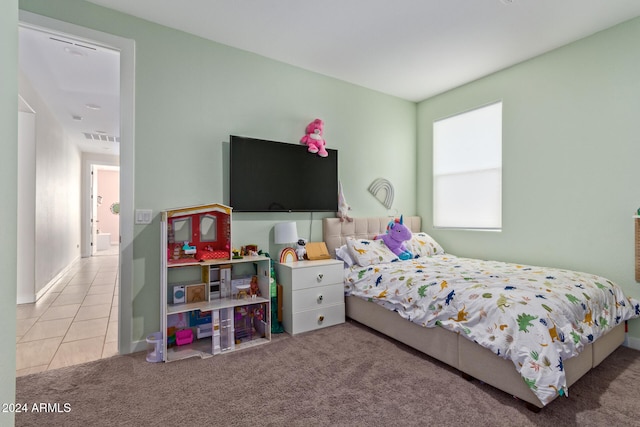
left=83, top=132, right=120, bottom=143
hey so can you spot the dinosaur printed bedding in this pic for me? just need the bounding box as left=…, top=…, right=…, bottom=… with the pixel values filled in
left=344, top=253, right=640, bottom=405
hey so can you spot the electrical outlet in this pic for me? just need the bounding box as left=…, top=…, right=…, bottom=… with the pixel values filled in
left=135, top=209, right=153, bottom=224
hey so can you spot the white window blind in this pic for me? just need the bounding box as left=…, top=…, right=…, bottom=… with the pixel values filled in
left=433, top=101, right=502, bottom=229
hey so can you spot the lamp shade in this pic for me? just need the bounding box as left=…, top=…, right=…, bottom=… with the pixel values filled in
left=274, top=222, right=298, bottom=244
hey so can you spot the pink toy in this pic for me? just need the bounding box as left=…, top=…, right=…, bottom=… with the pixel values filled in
left=375, top=216, right=413, bottom=260
left=300, top=118, right=328, bottom=157
left=175, top=329, right=193, bottom=346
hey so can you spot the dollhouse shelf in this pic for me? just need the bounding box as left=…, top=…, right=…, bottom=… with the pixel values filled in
left=167, top=295, right=270, bottom=316
left=160, top=204, right=271, bottom=363
left=165, top=338, right=212, bottom=361
left=167, top=255, right=269, bottom=269
left=165, top=334, right=270, bottom=362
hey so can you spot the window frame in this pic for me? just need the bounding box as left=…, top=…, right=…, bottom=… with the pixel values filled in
left=432, top=100, right=503, bottom=231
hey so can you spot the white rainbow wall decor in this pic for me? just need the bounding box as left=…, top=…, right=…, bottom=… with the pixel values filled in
left=368, top=178, right=394, bottom=209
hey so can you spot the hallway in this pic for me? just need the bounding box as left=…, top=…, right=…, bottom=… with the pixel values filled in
left=16, top=253, right=119, bottom=376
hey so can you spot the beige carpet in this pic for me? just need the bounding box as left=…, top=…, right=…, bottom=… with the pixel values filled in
left=15, top=320, right=640, bottom=426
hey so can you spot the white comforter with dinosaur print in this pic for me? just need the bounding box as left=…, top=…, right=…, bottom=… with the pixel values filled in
left=344, top=254, right=640, bottom=405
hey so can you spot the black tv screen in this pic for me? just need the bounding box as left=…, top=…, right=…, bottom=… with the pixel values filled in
left=230, top=135, right=338, bottom=212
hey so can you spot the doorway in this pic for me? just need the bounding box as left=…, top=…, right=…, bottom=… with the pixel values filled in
left=16, top=11, right=135, bottom=374
left=92, top=165, right=120, bottom=257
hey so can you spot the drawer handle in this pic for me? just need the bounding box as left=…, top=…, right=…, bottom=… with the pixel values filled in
left=317, top=273, right=324, bottom=282
left=318, top=315, right=325, bottom=323
left=318, top=294, right=323, bottom=303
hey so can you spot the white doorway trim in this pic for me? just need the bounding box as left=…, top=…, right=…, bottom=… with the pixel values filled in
left=19, top=10, right=136, bottom=355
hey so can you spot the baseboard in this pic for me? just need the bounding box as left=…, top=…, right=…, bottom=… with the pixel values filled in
left=30, top=255, right=80, bottom=303
left=130, top=339, right=148, bottom=354
left=623, top=334, right=640, bottom=351
left=17, top=294, right=36, bottom=305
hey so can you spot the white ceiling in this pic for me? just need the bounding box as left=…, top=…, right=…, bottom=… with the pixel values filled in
left=18, top=0, right=640, bottom=154
left=87, top=0, right=640, bottom=101
left=19, top=25, right=121, bottom=154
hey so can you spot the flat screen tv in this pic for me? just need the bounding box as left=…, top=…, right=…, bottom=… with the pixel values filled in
left=230, top=135, right=338, bottom=212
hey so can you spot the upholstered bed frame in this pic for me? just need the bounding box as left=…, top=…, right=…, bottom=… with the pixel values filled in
left=322, top=216, right=625, bottom=410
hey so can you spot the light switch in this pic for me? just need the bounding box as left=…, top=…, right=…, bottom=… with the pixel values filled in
left=135, top=209, right=153, bottom=224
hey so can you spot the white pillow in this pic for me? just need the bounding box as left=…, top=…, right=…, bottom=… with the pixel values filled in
left=335, top=244, right=355, bottom=268
left=404, top=232, right=445, bottom=257
left=346, top=237, right=399, bottom=267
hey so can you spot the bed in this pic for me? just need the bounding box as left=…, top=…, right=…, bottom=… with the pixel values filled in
left=323, top=216, right=639, bottom=410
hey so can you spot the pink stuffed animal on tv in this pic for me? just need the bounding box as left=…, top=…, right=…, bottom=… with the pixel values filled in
left=300, top=118, right=328, bottom=157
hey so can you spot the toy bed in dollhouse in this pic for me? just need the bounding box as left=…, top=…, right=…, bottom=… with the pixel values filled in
left=323, top=216, right=639, bottom=410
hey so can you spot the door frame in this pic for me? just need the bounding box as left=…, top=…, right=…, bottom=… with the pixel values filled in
left=19, top=10, right=135, bottom=355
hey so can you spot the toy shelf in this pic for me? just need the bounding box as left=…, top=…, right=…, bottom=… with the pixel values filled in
left=160, top=204, right=271, bottom=363
left=167, top=255, right=269, bottom=269
left=165, top=335, right=270, bottom=363
left=167, top=295, right=270, bottom=316
left=166, top=338, right=212, bottom=361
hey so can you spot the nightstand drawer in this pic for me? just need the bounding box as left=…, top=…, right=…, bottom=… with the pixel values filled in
left=290, top=263, right=343, bottom=290
left=291, top=303, right=345, bottom=335
left=291, top=283, right=344, bottom=312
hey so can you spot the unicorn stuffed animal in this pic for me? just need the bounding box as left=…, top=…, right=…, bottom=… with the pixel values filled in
left=337, top=181, right=352, bottom=222
left=375, top=216, right=412, bottom=260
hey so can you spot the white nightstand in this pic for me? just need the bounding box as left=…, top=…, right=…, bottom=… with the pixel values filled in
left=275, top=259, right=345, bottom=335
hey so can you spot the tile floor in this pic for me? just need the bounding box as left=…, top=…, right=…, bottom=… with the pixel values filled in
left=15, top=249, right=119, bottom=376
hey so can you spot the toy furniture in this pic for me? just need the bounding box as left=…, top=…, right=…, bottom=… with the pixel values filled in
left=166, top=203, right=232, bottom=264
left=235, top=284, right=250, bottom=300
left=145, top=332, right=163, bottom=363
left=160, top=203, right=271, bottom=362
left=175, top=329, right=193, bottom=346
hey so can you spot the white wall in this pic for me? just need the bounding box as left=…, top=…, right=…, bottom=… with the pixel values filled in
left=17, top=108, right=36, bottom=303
left=19, top=71, right=82, bottom=297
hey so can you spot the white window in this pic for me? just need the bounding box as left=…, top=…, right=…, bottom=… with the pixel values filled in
left=433, top=101, right=502, bottom=230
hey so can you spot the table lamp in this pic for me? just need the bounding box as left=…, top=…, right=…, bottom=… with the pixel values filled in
left=275, top=222, right=298, bottom=263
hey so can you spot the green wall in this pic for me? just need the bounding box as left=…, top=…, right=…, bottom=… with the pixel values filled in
left=417, top=17, right=640, bottom=341
left=17, top=0, right=640, bottom=355
left=1, top=1, right=18, bottom=425
left=5, top=1, right=640, bottom=414
left=19, top=0, right=416, bottom=345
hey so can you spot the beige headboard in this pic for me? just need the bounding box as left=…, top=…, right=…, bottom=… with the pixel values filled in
left=323, top=216, right=421, bottom=258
